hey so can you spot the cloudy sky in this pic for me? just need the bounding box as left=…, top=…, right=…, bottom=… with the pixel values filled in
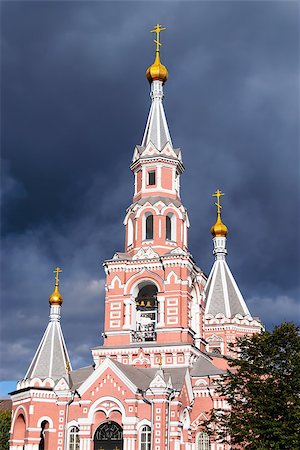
left=1, top=0, right=299, bottom=388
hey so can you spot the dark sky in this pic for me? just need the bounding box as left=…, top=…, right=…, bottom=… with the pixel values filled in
left=1, top=1, right=299, bottom=381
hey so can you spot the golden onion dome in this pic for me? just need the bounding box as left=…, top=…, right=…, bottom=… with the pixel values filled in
left=49, top=267, right=63, bottom=306
left=49, top=286, right=63, bottom=306
left=211, top=213, right=228, bottom=238
left=146, top=51, right=168, bottom=84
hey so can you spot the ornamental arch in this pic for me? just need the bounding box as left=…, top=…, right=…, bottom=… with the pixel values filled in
left=93, top=421, right=123, bottom=450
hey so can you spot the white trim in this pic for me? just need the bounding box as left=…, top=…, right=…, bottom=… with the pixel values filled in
left=220, top=262, right=231, bottom=317
left=224, top=260, right=250, bottom=316
left=88, top=396, right=126, bottom=424
left=11, top=406, right=28, bottom=433
left=78, top=358, right=137, bottom=397
left=37, top=416, right=54, bottom=429
left=204, top=260, right=218, bottom=315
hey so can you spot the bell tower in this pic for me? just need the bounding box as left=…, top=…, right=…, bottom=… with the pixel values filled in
left=92, top=25, right=207, bottom=368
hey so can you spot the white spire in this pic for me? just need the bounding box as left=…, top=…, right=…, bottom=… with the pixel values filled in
left=23, top=271, right=72, bottom=382
left=24, top=303, right=71, bottom=381
left=142, top=80, right=173, bottom=150
left=205, top=236, right=251, bottom=318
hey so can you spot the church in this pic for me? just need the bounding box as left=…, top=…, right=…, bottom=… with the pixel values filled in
left=9, top=25, right=262, bottom=450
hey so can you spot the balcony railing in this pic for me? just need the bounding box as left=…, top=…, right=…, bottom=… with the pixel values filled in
left=131, top=329, right=157, bottom=343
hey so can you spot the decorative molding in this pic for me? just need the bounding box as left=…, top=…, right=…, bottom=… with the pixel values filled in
left=132, top=247, right=159, bottom=260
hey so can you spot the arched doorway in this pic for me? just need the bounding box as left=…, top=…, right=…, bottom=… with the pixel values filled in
left=94, top=421, right=123, bottom=450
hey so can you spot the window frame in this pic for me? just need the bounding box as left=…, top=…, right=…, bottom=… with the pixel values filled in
left=166, top=213, right=176, bottom=242
left=197, top=430, right=210, bottom=450
left=147, top=170, right=156, bottom=186
left=140, top=425, right=151, bottom=450
left=145, top=214, right=154, bottom=240
left=69, top=426, right=80, bottom=450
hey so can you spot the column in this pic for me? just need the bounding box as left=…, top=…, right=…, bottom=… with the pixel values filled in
left=157, top=296, right=165, bottom=326
left=123, top=299, right=131, bottom=328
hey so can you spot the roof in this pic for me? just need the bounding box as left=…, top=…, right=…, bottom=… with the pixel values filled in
left=70, top=365, right=95, bottom=390
left=71, top=359, right=188, bottom=392
left=190, top=354, right=225, bottom=377
left=205, top=258, right=251, bottom=318
left=0, top=399, right=12, bottom=411
left=141, top=84, right=173, bottom=150
left=112, top=360, right=188, bottom=391
left=24, top=318, right=71, bottom=382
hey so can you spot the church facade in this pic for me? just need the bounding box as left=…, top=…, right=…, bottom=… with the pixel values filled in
left=9, top=26, right=262, bottom=450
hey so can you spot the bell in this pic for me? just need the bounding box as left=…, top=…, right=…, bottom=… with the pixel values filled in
left=146, top=300, right=151, bottom=307
left=140, top=300, right=145, bottom=307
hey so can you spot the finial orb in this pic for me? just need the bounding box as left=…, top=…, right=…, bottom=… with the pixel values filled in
left=146, top=53, right=168, bottom=84
left=210, top=216, right=228, bottom=238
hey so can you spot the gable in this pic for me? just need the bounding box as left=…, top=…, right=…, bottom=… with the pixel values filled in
left=78, top=358, right=137, bottom=397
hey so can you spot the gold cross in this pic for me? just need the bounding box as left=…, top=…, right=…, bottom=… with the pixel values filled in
left=212, top=189, right=224, bottom=215
left=151, top=24, right=167, bottom=52
left=53, top=267, right=62, bottom=287
left=158, top=353, right=163, bottom=369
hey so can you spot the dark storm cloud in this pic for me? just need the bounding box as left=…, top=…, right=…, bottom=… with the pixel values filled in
left=1, top=1, right=299, bottom=380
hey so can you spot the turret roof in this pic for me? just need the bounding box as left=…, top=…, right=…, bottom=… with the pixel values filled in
left=23, top=269, right=71, bottom=383
left=24, top=319, right=71, bottom=382
left=205, top=257, right=251, bottom=318
left=142, top=93, right=173, bottom=151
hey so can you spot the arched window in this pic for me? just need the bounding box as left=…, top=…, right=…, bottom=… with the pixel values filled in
left=39, top=420, right=49, bottom=450
left=166, top=213, right=176, bottom=241
left=69, top=426, right=80, bottom=450
left=140, top=425, right=151, bottom=450
left=127, top=218, right=134, bottom=246
left=166, top=215, right=171, bottom=240
left=145, top=214, right=153, bottom=240
left=197, top=431, right=210, bottom=450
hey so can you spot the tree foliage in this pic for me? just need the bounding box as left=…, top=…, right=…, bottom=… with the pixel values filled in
left=0, top=409, right=11, bottom=450
left=204, top=322, right=300, bottom=449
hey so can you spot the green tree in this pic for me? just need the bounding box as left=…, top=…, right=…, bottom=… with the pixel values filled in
left=0, top=409, right=11, bottom=450
left=204, top=322, right=300, bottom=449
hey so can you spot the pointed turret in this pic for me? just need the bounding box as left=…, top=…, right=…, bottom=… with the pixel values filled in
left=205, top=190, right=250, bottom=318
left=204, top=191, right=262, bottom=355
left=22, top=267, right=72, bottom=383
left=142, top=24, right=172, bottom=150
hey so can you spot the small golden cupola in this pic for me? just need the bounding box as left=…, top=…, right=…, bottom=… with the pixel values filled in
left=146, top=24, right=168, bottom=84
left=49, top=266, right=63, bottom=306
left=210, top=189, right=228, bottom=237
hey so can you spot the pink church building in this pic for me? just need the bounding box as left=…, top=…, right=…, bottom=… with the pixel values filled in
left=9, top=26, right=262, bottom=450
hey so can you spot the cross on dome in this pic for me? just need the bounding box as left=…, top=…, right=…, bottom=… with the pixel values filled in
left=150, top=23, right=167, bottom=52
left=211, top=189, right=228, bottom=237
left=49, top=266, right=63, bottom=306
left=213, top=189, right=224, bottom=214
left=146, top=24, right=168, bottom=84
left=54, top=266, right=62, bottom=286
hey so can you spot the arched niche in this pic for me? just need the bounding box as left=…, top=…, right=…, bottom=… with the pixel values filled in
left=13, top=413, right=26, bottom=443
left=132, top=281, right=158, bottom=343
